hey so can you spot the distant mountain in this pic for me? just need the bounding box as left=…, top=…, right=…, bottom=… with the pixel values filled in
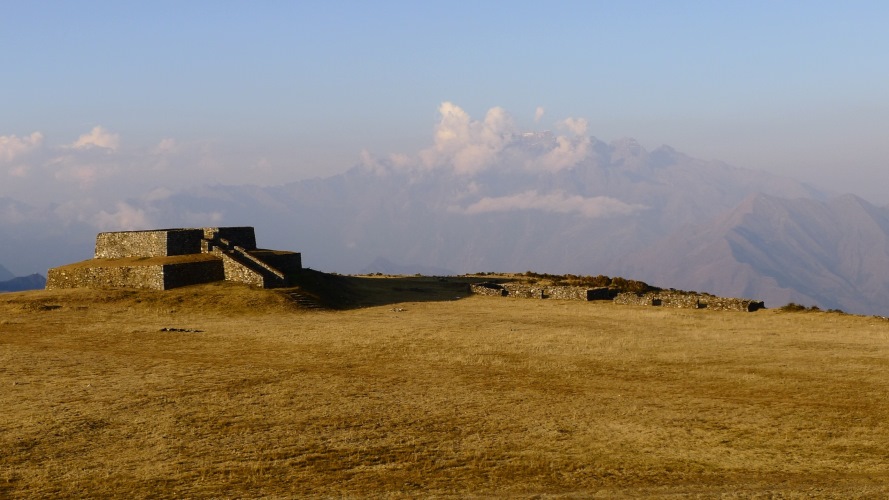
left=135, top=135, right=822, bottom=277
left=0, top=274, right=46, bottom=292
left=5, top=132, right=888, bottom=314
left=617, top=194, right=889, bottom=315
left=0, top=196, right=96, bottom=276
left=0, top=263, right=13, bottom=281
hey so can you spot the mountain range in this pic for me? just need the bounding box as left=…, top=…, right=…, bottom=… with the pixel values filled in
left=0, top=274, right=46, bottom=292
left=0, top=263, right=13, bottom=282
left=1, top=132, right=887, bottom=314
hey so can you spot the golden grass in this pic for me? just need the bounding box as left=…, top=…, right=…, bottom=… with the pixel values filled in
left=2, top=281, right=889, bottom=498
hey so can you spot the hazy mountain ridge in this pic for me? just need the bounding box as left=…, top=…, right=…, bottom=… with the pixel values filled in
left=3, top=135, right=889, bottom=314
left=617, top=193, right=889, bottom=315
left=130, top=136, right=822, bottom=277
left=0, top=273, right=47, bottom=292
left=0, top=263, right=13, bottom=281
left=0, top=196, right=95, bottom=276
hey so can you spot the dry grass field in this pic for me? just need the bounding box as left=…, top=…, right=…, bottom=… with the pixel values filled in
left=2, top=276, right=889, bottom=498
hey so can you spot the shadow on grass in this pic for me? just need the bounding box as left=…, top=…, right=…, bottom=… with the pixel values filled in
left=287, top=269, right=501, bottom=309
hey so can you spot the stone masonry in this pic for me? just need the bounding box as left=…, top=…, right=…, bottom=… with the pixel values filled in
left=46, top=227, right=300, bottom=291
left=470, top=281, right=764, bottom=312
left=470, top=282, right=618, bottom=301
left=613, top=292, right=765, bottom=312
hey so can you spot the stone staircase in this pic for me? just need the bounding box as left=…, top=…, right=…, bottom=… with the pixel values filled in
left=207, top=237, right=289, bottom=288
left=283, top=290, right=325, bottom=310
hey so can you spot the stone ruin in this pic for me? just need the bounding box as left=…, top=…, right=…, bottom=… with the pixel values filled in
left=470, top=282, right=764, bottom=312
left=613, top=291, right=765, bottom=312
left=471, top=282, right=618, bottom=301
left=46, top=227, right=301, bottom=291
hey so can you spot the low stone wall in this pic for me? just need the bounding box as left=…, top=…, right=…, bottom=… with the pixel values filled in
left=502, top=283, right=545, bottom=299
left=219, top=253, right=266, bottom=287
left=47, top=264, right=165, bottom=290
left=471, top=283, right=617, bottom=301
left=468, top=281, right=761, bottom=312
left=587, top=287, right=618, bottom=300
left=544, top=286, right=617, bottom=300
left=614, top=292, right=764, bottom=312
left=46, top=259, right=231, bottom=291
left=163, top=261, right=225, bottom=289
left=470, top=282, right=507, bottom=297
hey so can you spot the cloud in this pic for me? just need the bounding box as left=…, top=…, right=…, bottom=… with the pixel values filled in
left=458, top=190, right=647, bottom=218
left=539, top=135, right=591, bottom=171
left=559, top=117, right=588, bottom=137
left=0, top=132, right=43, bottom=163
left=70, top=126, right=120, bottom=151
left=93, top=202, right=152, bottom=231
left=180, top=210, right=224, bottom=226
left=366, top=104, right=602, bottom=176
left=531, top=117, right=592, bottom=171
left=154, top=137, right=177, bottom=154
left=419, top=102, right=517, bottom=175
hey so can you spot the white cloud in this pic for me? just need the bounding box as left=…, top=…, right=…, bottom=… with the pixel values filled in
left=8, top=165, right=29, bottom=178
left=70, top=126, right=120, bottom=151
left=539, top=135, right=591, bottom=171
left=53, top=163, right=100, bottom=187
left=180, top=210, right=224, bottom=226
left=533, top=117, right=592, bottom=171
left=458, top=190, right=647, bottom=218
left=143, top=187, right=174, bottom=202
left=419, top=102, right=517, bottom=175
left=0, top=132, right=43, bottom=163
left=559, top=117, right=589, bottom=137
left=363, top=103, right=603, bottom=177
left=154, top=137, right=177, bottom=154
left=93, top=202, right=152, bottom=230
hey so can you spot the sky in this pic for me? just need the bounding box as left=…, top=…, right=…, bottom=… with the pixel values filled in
left=2, top=1, right=889, bottom=204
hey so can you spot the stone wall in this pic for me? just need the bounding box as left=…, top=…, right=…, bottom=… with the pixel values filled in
left=252, top=250, right=302, bottom=275
left=503, top=283, right=546, bottom=299
left=46, top=259, right=231, bottom=291
left=166, top=229, right=205, bottom=256
left=219, top=253, right=266, bottom=287
left=95, top=229, right=203, bottom=258
left=96, top=231, right=166, bottom=258
left=470, top=282, right=508, bottom=297
left=471, top=282, right=617, bottom=300
left=468, top=280, right=761, bottom=312
left=163, top=261, right=226, bottom=289
left=614, top=292, right=765, bottom=312
left=47, top=264, right=166, bottom=290
left=204, top=227, right=257, bottom=250
left=545, top=286, right=599, bottom=301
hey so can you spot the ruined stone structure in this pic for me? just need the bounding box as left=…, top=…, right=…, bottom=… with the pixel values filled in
left=46, top=227, right=301, bottom=291
left=470, top=281, right=763, bottom=312
left=613, top=292, right=764, bottom=312
left=469, top=282, right=617, bottom=301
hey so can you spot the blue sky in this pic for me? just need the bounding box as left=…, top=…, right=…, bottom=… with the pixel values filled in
left=3, top=1, right=888, bottom=202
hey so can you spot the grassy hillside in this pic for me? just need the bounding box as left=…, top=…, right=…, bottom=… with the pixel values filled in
left=2, top=279, right=889, bottom=497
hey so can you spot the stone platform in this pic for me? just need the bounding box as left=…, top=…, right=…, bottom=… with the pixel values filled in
left=46, top=227, right=301, bottom=290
